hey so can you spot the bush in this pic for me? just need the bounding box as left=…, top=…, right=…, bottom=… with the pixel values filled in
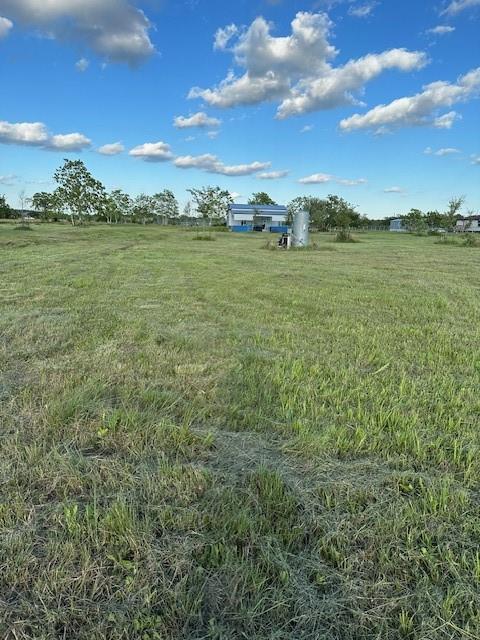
left=463, top=234, right=480, bottom=248
left=335, top=229, right=358, bottom=243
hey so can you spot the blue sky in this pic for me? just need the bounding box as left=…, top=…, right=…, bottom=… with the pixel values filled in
left=0, top=0, right=479, bottom=218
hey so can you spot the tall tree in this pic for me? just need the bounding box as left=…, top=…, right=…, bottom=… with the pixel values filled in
left=443, top=195, right=465, bottom=232
left=152, top=189, right=179, bottom=224
left=187, top=186, right=232, bottom=222
left=248, top=192, right=277, bottom=205
left=132, top=194, right=154, bottom=224
left=53, top=159, right=106, bottom=226
left=0, top=194, right=13, bottom=219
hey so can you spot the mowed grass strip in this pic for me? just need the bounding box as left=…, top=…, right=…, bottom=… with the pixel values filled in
left=1, top=224, right=479, bottom=639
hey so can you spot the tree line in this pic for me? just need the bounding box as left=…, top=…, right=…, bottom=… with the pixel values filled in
left=0, top=159, right=469, bottom=230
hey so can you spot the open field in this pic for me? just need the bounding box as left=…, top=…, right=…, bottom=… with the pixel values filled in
left=1, top=224, right=479, bottom=639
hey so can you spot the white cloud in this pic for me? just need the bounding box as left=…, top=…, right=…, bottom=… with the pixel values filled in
left=426, top=25, right=455, bottom=35
left=189, top=12, right=426, bottom=119
left=299, top=172, right=366, bottom=185
left=441, top=0, right=480, bottom=15
left=229, top=191, right=242, bottom=200
left=434, top=110, right=461, bottom=128
left=49, top=133, right=91, bottom=150
left=0, top=0, right=155, bottom=64
left=174, top=154, right=270, bottom=176
left=0, top=121, right=49, bottom=146
left=257, top=170, right=289, bottom=179
left=75, top=58, right=90, bottom=72
left=174, top=112, right=221, bottom=128
left=435, top=147, right=461, bottom=155
left=301, top=125, right=314, bottom=133
left=0, top=119, right=91, bottom=150
left=214, top=24, right=238, bottom=50
left=129, top=141, right=173, bottom=162
left=470, top=154, right=480, bottom=164
left=0, top=16, right=13, bottom=38
left=98, top=142, right=125, bottom=155
left=206, top=130, right=219, bottom=139
left=348, top=2, right=377, bottom=18
left=384, top=186, right=405, bottom=193
left=424, top=146, right=461, bottom=156
left=340, top=67, right=480, bottom=132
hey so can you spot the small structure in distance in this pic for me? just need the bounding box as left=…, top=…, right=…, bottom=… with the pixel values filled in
left=228, top=204, right=288, bottom=232
left=456, top=215, right=480, bottom=232
left=389, top=218, right=406, bottom=232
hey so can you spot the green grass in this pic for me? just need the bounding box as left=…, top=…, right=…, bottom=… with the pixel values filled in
left=1, top=224, right=479, bottom=639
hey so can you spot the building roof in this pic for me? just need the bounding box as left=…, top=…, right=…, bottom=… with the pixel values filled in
left=229, top=204, right=287, bottom=213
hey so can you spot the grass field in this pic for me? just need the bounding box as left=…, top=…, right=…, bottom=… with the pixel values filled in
left=1, top=224, right=479, bottom=639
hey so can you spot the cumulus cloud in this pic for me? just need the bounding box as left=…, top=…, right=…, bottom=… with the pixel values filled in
left=214, top=24, right=238, bottom=50
left=426, top=25, right=455, bottom=35
left=441, top=0, right=480, bottom=15
left=339, top=67, right=480, bottom=132
left=75, top=58, right=90, bottom=72
left=301, top=125, right=314, bottom=133
left=129, top=141, right=173, bottom=162
left=471, top=154, right=480, bottom=164
left=299, top=172, right=366, bottom=185
left=257, top=170, right=289, bottom=179
left=0, top=0, right=155, bottom=64
left=174, top=112, right=221, bottom=128
left=384, top=186, right=405, bottom=193
left=0, top=16, right=13, bottom=38
left=189, top=11, right=426, bottom=119
left=174, top=153, right=270, bottom=176
left=98, top=142, right=125, bottom=155
left=0, top=120, right=91, bottom=150
left=49, top=133, right=92, bottom=150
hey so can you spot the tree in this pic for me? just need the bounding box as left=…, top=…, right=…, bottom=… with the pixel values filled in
left=425, top=210, right=443, bottom=229
left=288, top=195, right=359, bottom=231
left=53, top=159, right=106, bottom=226
left=132, top=193, right=154, bottom=224
left=443, top=195, right=465, bottom=232
left=187, top=186, right=232, bottom=223
left=404, top=208, right=427, bottom=234
left=0, top=195, right=13, bottom=219
left=248, top=192, right=277, bottom=205
left=31, top=192, right=57, bottom=221
left=97, top=189, right=132, bottom=224
left=152, top=189, right=179, bottom=224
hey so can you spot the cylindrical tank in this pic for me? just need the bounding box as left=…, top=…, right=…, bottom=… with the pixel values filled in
left=292, top=210, right=309, bottom=247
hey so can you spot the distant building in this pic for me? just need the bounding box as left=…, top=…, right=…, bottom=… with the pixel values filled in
left=227, top=204, right=288, bottom=232
left=389, top=218, right=406, bottom=232
left=455, top=216, right=480, bottom=232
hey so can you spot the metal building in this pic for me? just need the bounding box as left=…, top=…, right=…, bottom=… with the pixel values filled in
left=227, top=204, right=288, bottom=232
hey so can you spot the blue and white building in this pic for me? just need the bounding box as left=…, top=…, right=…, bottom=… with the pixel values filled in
left=227, top=204, right=289, bottom=232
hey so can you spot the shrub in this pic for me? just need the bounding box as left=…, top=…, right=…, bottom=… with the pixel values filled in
left=335, top=229, right=358, bottom=243
left=463, top=234, right=480, bottom=248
